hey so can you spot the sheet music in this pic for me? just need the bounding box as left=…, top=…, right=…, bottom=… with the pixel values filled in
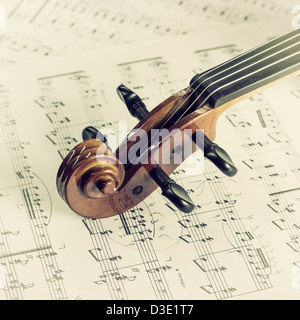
left=0, top=18, right=299, bottom=300
left=0, top=0, right=297, bottom=64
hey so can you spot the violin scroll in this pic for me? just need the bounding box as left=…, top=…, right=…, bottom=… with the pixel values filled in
left=56, top=137, right=125, bottom=218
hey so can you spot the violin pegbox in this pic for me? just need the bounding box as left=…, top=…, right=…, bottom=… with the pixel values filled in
left=56, top=84, right=238, bottom=219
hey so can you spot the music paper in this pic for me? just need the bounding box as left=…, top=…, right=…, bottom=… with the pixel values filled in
left=0, top=0, right=297, bottom=64
left=0, top=18, right=299, bottom=300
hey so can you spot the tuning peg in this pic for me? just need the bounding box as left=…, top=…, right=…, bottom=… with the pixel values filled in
left=203, top=135, right=238, bottom=177
left=117, top=84, right=195, bottom=213
left=82, top=126, right=106, bottom=142
left=117, top=84, right=149, bottom=121
left=82, top=126, right=112, bottom=151
left=150, top=167, right=195, bottom=213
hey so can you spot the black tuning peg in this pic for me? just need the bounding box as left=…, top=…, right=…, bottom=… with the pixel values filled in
left=117, top=84, right=149, bottom=121
left=82, top=126, right=112, bottom=150
left=192, top=131, right=237, bottom=177
left=117, top=84, right=195, bottom=214
left=82, top=126, right=103, bottom=141
left=203, top=135, right=238, bottom=177
left=150, top=167, right=195, bottom=213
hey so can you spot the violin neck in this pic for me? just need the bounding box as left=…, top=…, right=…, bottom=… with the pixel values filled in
left=191, top=28, right=300, bottom=109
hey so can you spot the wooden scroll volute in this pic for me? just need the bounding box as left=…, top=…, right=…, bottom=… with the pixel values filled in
left=57, top=139, right=126, bottom=217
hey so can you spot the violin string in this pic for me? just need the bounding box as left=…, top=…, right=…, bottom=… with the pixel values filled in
left=177, top=40, right=300, bottom=124
left=157, top=28, right=300, bottom=133
left=124, top=29, right=299, bottom=167
left=192, top=36, right=300, bottom=104
left=190, top=48, right=300, bottom=112
left=188, top=29, right=300, bottom=97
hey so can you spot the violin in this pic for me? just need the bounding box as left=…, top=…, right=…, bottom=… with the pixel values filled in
left=57, top=28, right=300, bottom=219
